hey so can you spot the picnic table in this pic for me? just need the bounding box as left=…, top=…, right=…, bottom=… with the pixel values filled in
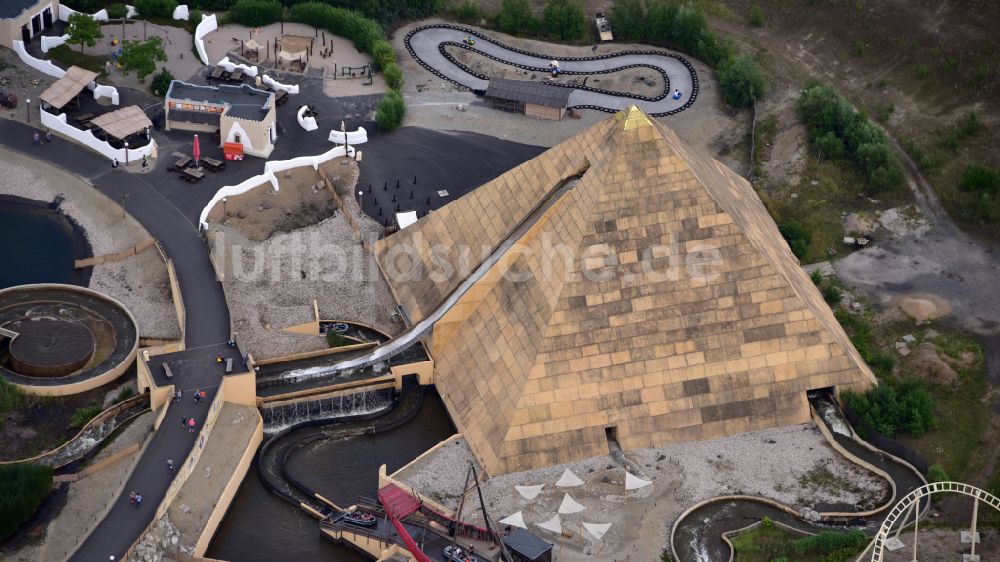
left=171, top=151, right=186, bottom=159
left=230, top=68, right=244, bottom=82
left=202, top=157, right=226, bottom=171
left=209, top=66, right=227, bottom=80
left=181, top=167, right=205, bottom=183
left=75, top=112, right=94, bottom=123
left=173, top=156, right=192, bottom=171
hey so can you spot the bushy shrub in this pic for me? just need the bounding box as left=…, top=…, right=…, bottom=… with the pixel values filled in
left=717, top=54, right=766, bottom=107
left=791, top=530, right=867, bottom=557
left=382, top=63, right=403, bottom=89
left=498, top=0, right=538, bottom=36
left=821, top=284, right=842, bottom=305
left=959, top=164, right=1000, bottom=195
left=796, top=81, right=903, bottom=194
left=192, top=0, right=236, bottom=9
left=452, top=0, right=485, bottom=23
left=927, top=464, right=950, bottom=483
left=0, top=464, right=52, bottom=541
left=843, top=378, right=936, bottom=439
left=151, top=68, right=174, bottom=96
left=135, top=0, right=179, bottom=18
left=227, top=0, right=283, bottom=27
left=778, top=220, right=811, bottom=259
left=835, top=308, right=895, bottom=377
left=749, top=4, right=764, bottom=27
left=542, top=0, right=586, bottom=41
left=62, top=0, right=103, bottom=12
left=370, top=40, right=395, bottom=71
left=107, top=3, right=129, bottom=19
left=376, top=90, right=406, bottom=131
left=289, top=3, right=385, bottom=54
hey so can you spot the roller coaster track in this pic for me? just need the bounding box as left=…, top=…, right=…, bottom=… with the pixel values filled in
left=404, top=23, right=699, bottom=116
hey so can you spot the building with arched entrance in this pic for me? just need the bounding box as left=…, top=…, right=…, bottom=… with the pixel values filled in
left=0, top=0, right=59, bottom=49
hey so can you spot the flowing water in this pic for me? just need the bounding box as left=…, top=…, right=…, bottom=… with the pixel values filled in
left=206, top=391, right=456, bottom=561
left=260, top=388, right=394, bottom=434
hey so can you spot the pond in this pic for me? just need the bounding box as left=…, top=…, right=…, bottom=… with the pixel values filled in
left=0, top=196, right=90, bottom=289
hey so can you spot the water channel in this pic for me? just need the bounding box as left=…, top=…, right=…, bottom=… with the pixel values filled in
left=206, top=390, right=456, bottom=561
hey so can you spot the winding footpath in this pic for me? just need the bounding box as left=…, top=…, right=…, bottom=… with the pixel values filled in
left=405, top=24, right=699, bottom=116
left=0, top=118, right=232, bottom=561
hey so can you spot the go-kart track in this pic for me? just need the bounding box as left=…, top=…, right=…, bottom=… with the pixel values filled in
left=405, top=24, right=699, bottom=116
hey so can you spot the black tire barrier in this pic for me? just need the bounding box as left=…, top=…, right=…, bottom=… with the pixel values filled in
left=404, top=23, right=699, bottom=117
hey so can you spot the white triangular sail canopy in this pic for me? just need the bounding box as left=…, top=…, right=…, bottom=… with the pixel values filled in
left=558, top=493, right=586, bottom=514
left=537, top=514, right=562, bottom=534
left=582, top=522, right=612, bottom=540
left=625, top=471, right=652, bottom=491
left=515, top=484, right=545, bottom=500
left=499, top=511, right=527, bottom=529
left=555, top=469, right=584, bottom=487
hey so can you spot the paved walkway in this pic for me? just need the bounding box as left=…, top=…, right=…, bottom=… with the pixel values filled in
left=0, top=118, right=233, bottom=560
left=405, top=24, right=696, bottom=115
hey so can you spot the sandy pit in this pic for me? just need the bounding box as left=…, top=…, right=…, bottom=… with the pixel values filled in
left=895, top=293, right=952, bottom=321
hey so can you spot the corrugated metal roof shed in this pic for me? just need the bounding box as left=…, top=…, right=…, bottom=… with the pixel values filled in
left=484, top=79, right=571, bottom=108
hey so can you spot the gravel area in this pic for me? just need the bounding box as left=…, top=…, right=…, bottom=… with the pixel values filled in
left=396, top=424, right=889, bottom=560
left=4, top=411, right=155, bottom=562
left=0, top=147, right=181, bottom=341
left=213, top=212, right=401, bottom=360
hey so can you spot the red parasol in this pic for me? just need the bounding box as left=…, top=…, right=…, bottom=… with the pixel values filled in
left=192, top=134, right=201, bottom=168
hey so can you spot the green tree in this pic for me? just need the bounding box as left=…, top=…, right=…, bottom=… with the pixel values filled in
left=151, top=67, right=174, bottom=96
left=227, top=0, right=283, bottom=26
left=610, top=0, right=645, bottom=40
left=107, top=3, right=129, bottom=19
left=717, top=54, right=766, bottom=107
left=382, top=63, right=403, bottom=90
left=498, top=0, right=536, bottom=36
left=644, top=0, right=678, bottom=43
left=134, top=0, right=178, bottom=18
left=66, top=12, right=103, bottom=53
left=778, top=220, right=811, bottom=259
left=542, top=0, right=586, bottom=40
left=118, top=36, right=168, bottom=81
left=376, top=90, right=406, bottom=131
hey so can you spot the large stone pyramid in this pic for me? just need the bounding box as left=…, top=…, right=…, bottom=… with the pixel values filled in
left=375, top=106, right=875, bottom=475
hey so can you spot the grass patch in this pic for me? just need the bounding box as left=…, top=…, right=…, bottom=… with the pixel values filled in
left=732, top=518, right=867, bottom=561
left=0, top=463, right=53, bottom=541
left=68, top=403, right=103, bottom=429
left=326, top=331, right=349, bottom=348
left=46, top=45, right=108, bottom=78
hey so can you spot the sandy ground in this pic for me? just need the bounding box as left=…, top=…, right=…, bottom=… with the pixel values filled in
left=394, top=19, right=748, bottom=169
left=447, top=46, right=666, bottom=98
left=204, top=163, right=340, bottom=242
left=5, top=411, right=154, bottom=562
left=0, top=147, right=180, bottom=340
left=0, top=48, right=56, bottom=126
left=211, top=209, right=401, bottom=360
left=396, top=424, right=888, bottom=560
left=80, top=20, right=204, bottom=86
left=203, top=22, right=387, bottom=97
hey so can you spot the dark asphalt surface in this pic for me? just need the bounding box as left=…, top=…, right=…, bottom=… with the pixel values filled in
left=0, top=117, right=233, bottom=561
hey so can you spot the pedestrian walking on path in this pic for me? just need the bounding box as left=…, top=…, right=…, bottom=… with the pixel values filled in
left=174, top=389, right=182, bottom=403
left=188, top=417, right=196, bottom=433
left=167, top=458, right=174, bottom=472
left=181, top=416, right=188, bottom=429
left=129, top=491, right=136, bottom=504
left=32, top=132, right=40, bottom=145
left=45, top=130, right=52, bottom=143
left=134, top=493, right=142, bottom=508
left=194, top=389, right=202, bottom=403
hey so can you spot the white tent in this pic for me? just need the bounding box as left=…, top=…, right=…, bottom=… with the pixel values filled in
left=396, top=211, right=418, bottom=229
left=498, top=511, right=527, bottom=529
left=555, top=469, right=584, bottom=487
left=557, top=493, right=586, bottom=514
left=515, top=485, right=544, bottom=500
left=537, top=514, right=562, bottom=534
left=582, top=522, right=612, bottom=540
left=625, top=471, right=652, bottom=491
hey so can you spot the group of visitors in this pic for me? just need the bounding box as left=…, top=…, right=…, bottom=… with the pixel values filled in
left=32, top=130, right=52, bottom=145
left=128, top=491, right=143, bottom=508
